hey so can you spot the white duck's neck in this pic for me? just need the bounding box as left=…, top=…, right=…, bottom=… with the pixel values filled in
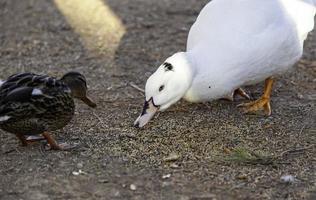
left=176, top=51, right=197, bottom=92
left=184, top=48, right=240, bottom=102
left=168, top=52, right=197, bottom=101
left=182, top=51, right=197, bottom=77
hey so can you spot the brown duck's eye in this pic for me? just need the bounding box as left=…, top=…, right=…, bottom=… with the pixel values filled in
left=159, top=85, right=164, bottom=92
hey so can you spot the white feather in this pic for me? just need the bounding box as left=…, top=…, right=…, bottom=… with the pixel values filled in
left=0, top=80, right=5, bottom=86
left=0, top=116, right=11, bottom=122
left=32, top=88, right=43, bottom=96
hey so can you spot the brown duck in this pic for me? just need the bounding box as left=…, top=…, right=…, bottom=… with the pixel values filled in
left=0, top=71, right=96, bottom=150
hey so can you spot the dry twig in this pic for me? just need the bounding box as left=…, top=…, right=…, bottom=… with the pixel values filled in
left=129, top=82, right=145, bottom=93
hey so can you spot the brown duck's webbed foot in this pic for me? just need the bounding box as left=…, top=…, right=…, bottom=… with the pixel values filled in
left=42, top=132, right=75, bottom=151
left=237, top=77, right=274, bottom=116
left=221, top=88, right=252, bottom=101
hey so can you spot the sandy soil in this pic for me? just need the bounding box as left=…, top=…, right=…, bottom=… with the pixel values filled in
left=0, top=0, right=315, bottom=199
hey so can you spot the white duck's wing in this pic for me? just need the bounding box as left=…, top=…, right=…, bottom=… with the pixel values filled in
left=187, top=0, right=316, bottom=51
left=187, top=0, right=296, bottom=69
left=187, top=0, right=279, bottom=51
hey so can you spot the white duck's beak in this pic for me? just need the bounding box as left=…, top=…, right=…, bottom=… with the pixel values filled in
left=134, top=98, right=159, bottom=128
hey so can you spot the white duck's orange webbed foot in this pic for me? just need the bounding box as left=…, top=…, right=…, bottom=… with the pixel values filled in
left=237, top=77, right=274, bottom=116
left=237, top=97, right=271, bottom=115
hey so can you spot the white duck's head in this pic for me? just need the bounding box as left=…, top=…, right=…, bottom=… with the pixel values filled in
left=134, top=52, right=194, bottom=128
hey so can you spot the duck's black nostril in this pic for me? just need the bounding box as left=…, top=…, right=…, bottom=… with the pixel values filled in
left=134, top=122, right=140, bottom=128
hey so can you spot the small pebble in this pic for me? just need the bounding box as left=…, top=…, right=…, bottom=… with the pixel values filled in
left=130, top=184, right=137, bottom=191
left=164, top=152, right=180, bottom=162
left=297, top=93, right=304, bottom=99
left=237, top=175, right=247, bottom=180
left=72, top=170, right=86, bottom=176
left=281, top=175, right=295, bottom=183
left=72, top=171, right=80, bottom=176
left=78, top=169, right=87, bottom=175
left=170, top=163, right=179, bottom=168
left=162, top=174, right=171, bottom=179
left=223, top=148, right=231, bottom=154
left=114, top=191, right=120, bottom=197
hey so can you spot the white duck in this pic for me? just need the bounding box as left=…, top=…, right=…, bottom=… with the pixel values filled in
left=134, top=0, right=316, bottom=128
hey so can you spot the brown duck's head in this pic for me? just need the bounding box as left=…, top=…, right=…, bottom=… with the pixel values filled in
left=60, top=71, right=97, bottom=108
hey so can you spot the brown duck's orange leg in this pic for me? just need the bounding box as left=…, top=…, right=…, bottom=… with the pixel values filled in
left=237, top=77, right=274, bottom=116
left=42, top=132, right=74, bottom=151
left=15, top=134, right=28, bottom=146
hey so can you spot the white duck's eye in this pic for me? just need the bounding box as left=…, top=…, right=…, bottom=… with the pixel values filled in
left=159, top=85, right=165, bottom=92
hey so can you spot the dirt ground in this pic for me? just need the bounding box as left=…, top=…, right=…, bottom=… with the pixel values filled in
left=0, top=0, right=315, bottom=199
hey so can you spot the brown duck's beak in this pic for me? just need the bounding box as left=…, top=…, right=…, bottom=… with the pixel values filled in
left=80, top=96, right=97, bottom=108
left=134, top=98, right=159, bottom=128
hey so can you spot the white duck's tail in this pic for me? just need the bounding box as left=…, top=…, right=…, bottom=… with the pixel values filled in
left=302, top=0, right=316, bottom=6
left=310, top=0, right=316, bottom=6
left=0, top=80, right=4, bottom=86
